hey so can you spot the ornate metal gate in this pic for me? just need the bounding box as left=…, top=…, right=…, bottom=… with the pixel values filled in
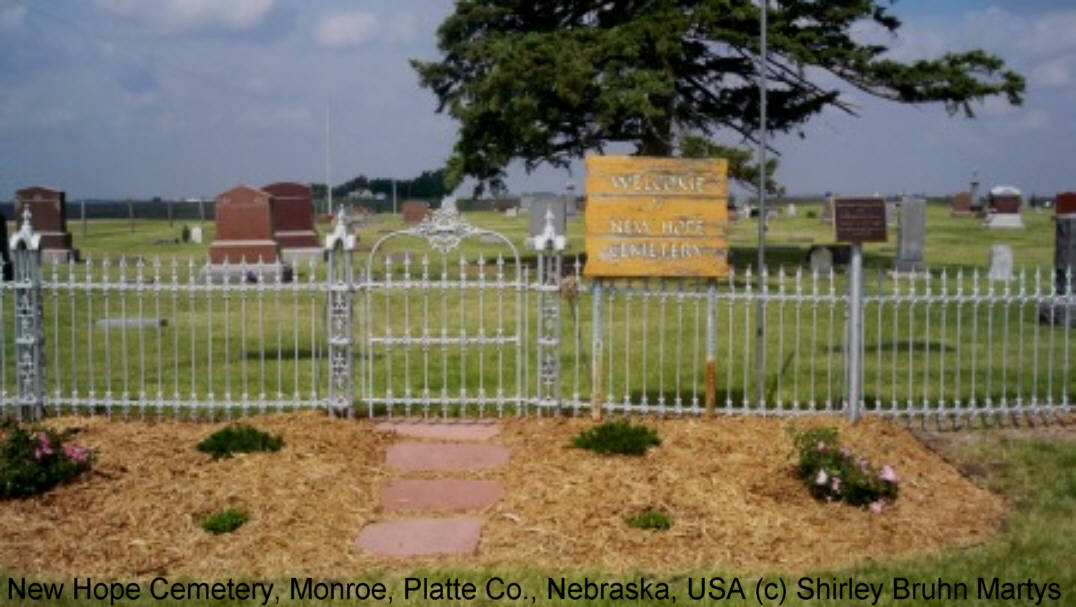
left=357, top=205, right=527, bottom=417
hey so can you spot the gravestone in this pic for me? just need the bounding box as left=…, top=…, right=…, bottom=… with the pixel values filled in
left=1039, top=195, right=1076, bottom=325
left=189, top=226, right=203, bottom=244
left=401, top=200, right=429, bottom=225
left=820, top=196, right=835, bottom=224
left=0, top=212, right=10, bottom=280
left=505, top=207, right=518, bottom=217
left=786, top=203, right=797, bottom=217
left=1054, top=192, right=1076, bottom=295
left=886, top=200, right=899, bottom=226
left=987, top=245, right=1014, bottom=281
left=203, top=185, right=290, bottom=283
left=263, top=182, right=320, bottom=263
left=493, top=199, right=519, bottom=213
left=985, top=185, right=1024, bottom=229
left=894, top=196, right=926, bottom=272
left=13, top=186, right=79, bottom=263
left=528, top=197, right=567, bottom=241
left=951, top=192, right=974, bottom=216
left=808, top=246, right=833, bottom=274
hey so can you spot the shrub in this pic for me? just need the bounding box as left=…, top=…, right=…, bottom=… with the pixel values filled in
left=790, top=426, right=899, bottom=510
left=196, top=424, right=283, bottom=459
left=0, top=421, right=95, bottom=499
left=572, top=421, right=661, bottom=456
left=626, top=508, right=673, bottom=531
left=201, top=508, right=248, bottom=534
left=805, top=210, right=818, bottom=219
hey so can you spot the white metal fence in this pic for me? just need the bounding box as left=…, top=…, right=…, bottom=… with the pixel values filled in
left=1, top=210, right=1072, bottom=425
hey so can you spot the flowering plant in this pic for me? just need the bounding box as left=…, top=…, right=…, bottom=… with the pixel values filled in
left=789, top=426, right=899, bottom=510
left=0, top=421, right=95, bottom=499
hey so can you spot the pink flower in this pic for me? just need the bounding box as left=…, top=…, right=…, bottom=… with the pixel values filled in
left=815, top=469, right=828, bottom=486
left=840, top=446, right=852, bottom=457
left=857, top=458, right=869, bottom=471
left=36, top=432, right=53, bottom=454
left=816, top=441, right=827, bottom=451
left=869, top=500, right=886, bottom=513
left=64, top=444, right=89, bottom=464
left=830, top=477, right=841, bottom=494
left=880, top=465, right=899, bottom=484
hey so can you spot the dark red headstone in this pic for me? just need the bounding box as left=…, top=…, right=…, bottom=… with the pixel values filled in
left=992, top=196, right=1021, bottom=214
left=1055, top=192, right=1076, bottom=216
left=401, top=200, right=429, bottom=225
left=262, top=182, right=318, bottom=249
left=13, top=186, right=78, bottom=259
left=951, top=192, right=973, bottom=216
left=208, top=185, right=279, bottom=264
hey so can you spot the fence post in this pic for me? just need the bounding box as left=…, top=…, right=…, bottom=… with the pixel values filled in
left=591, top=280, right=603, bottom=420
left=325, top=210, right=356, bottom=417
left=10, top=209, right=45, bottom=422
left=846, top=243, right=863, bottom=422
left=529, top=208, right=566, bottom=414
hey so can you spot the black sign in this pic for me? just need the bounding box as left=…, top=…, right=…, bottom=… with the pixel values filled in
left=834, top=198, right=887, bottom=243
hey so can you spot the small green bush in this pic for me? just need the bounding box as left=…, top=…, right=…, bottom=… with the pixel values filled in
left=805, top=209, right=818, bottom=219
left=626, top=508, right=673, bottom=531
left=0, top=421, right=94, bottom=499
left=790, top=426, right=899, bottom=509
left=196, top=424, right=283, bottom=459
left=201, top=508, right=248, bottom=534
left=572, top=421, right=661, bottom=456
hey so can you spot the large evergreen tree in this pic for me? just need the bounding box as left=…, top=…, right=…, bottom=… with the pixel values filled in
left=412, top=0, right=1025, bottom=194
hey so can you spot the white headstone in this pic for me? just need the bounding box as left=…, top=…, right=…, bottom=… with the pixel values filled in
left=988, top=245, right=1014, bottom=281
left=190, top=226, right=203, bottom=244
left=440, top=195, right=458, bottom=213
left=985, top=213, right=1025, bottom=229
left=808, top=247, right=833, bottom=274
left=505, top=207, right=518, bottom=217
left=786, top=203, right=797, bottom=217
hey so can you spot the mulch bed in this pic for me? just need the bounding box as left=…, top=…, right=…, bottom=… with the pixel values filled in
left=0, top=412, right=1010, bottom=579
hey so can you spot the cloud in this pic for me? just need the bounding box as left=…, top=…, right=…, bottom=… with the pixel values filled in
left=0, top=4, right=26, bottom=30
left=1031, top=59, right=1071, bottom=87
left=314, top=11, right=379, bottom=48
left=97, top=0, right=275, bottom=31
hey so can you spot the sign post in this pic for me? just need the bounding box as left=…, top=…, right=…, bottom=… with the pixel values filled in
left=833, top=197, right=888, bottom=422
left=584, top=156, right=729, bottom=419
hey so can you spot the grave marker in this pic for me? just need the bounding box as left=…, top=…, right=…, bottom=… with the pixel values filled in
left=988, top=245, right=1014, bottom=281
left=401, top=200, right=430, bottom=225
left=985, top=185, right=1025, bottom=229
left=208, top=185, right=280, bottom=264
left=13, top=186, right=79, bottom=263
left=263, top=182, right=320, bottom=263
left=894, top=196, right=926, bottom=272
left=583, top=156, right=729, bottom=278
left=951, top=192, right=974, bottom=216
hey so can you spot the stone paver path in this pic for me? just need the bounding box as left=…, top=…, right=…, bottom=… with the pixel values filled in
left=381, top=479, right=502, bottom=512
left=356, top=421, right=507, bottom=558
left=386, top=442, right=510, bottom=472
left=357, top=516, right=484, bottom=557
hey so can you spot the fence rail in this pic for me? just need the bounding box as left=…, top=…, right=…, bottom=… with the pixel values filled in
left=1, top=210, right=1072, bottom=425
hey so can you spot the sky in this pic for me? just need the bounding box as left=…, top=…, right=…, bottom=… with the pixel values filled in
left=1, top=0, right=1075, bottom=201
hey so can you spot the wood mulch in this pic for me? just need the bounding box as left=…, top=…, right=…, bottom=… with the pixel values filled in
left=0, top=412, right=1011, bottom=579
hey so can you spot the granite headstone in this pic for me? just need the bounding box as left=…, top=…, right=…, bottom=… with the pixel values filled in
left=401, top=200, right=430, bottom=225
left=207, top=185, right=280, bottom=264
left=263, top=182, right=320, bottom=262
left=988, top=245, right=1014, bottom=281
left=895, top=196, right=926, bottom=272
left=13, top=186, right=79, bottom=263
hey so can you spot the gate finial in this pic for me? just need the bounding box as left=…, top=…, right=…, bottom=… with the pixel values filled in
left=10, top=207, right=41, bottom=251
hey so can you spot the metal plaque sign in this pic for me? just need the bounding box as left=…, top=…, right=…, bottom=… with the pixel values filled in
left=583, top=156, right=729, bottom=277
left=834, top=197, right=888, bottom=243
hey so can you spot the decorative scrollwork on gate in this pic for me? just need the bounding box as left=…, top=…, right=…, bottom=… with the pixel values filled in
left=411, top=206, right=483, bottom=255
